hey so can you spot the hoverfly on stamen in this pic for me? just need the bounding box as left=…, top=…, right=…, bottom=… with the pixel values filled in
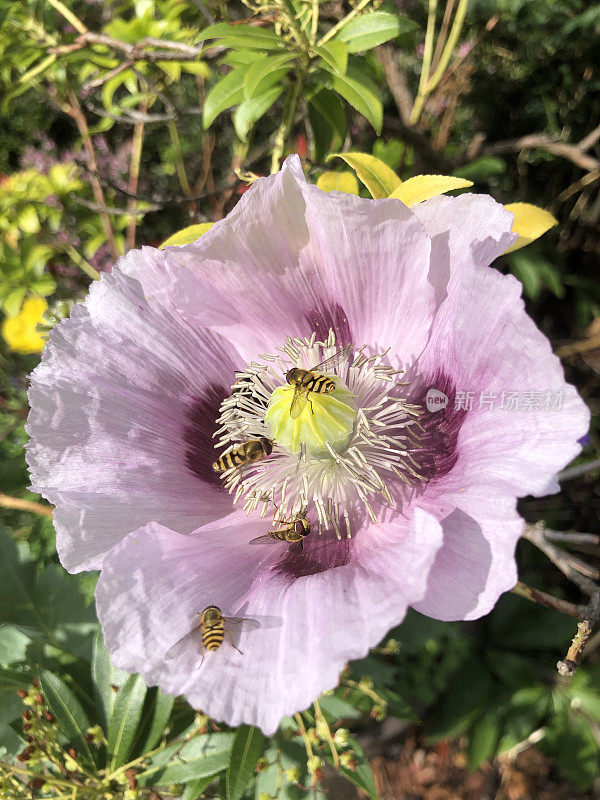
left=286, top=345, right=353, bottom=419
left=248, top=507, right=311, bottom=547
left=212, top=437, right=273, bottom=474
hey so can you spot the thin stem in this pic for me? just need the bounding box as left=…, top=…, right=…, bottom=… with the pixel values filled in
left=126, top=102, right=147, bottom=250
left=310, top=0, right=319, bottom=44
left=314, top=699, right=340, bottom=770
left=557, top=619, right=593, bottom=676
left=318, top=0, right=372, bottom=47
left=66, top=245, right=101, bottom=281
left=45, top=0, right=88, bottom=34
left=0, top=493, right=53, bottom=517
left=409, top=0, right=438, bottom=125
left=426, top=0, right=469, bottom=90
left=294, top=713, right=314, bottom=760
left=270, top=70, right=304, bottom=173
left=522, top=523, right=599, bottom=597
left=167, top=121, right=192, bottom=197
left=431, top=0, right=455, bottom=71
left=511, top=580, right=582, bottom=619
left=65, top=92, right=119, bottom=261
left=559, top=458, right=600, bottom=482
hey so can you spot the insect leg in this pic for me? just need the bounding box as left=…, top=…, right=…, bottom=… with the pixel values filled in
left=226, top=630, right=243, bottom=655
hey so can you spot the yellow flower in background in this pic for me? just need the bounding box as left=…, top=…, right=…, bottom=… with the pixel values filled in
left=2, top=296, right=48, bottom=354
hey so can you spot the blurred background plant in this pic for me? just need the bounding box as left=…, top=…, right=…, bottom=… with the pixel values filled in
left=1, top=1, right=600, bottom=797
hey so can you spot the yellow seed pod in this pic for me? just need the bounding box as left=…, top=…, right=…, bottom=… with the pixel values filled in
left=265, top=381, right=356, bottom=457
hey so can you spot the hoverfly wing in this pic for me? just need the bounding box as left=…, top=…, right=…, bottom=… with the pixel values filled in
left=289, top=386, right=309, bottom=419
left=311, top=344, right=353, bottom=374
left=223, top=616, right=261, bottom=632
left=248, top=533, right=274, bottom=545
left=164, top=624, right=203, bottom=661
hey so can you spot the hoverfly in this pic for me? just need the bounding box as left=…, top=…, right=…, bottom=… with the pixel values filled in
left=286, top=345, right=353, bottom=419
left=249, top=508, right=311, bottom=547
left=164, top=606, right=257, bottom=663
left=212, top=437, right=273, bottom=474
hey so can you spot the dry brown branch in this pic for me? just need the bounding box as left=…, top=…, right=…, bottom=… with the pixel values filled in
left=480, top=133, right=600, bottom=173
left=0, top=493, right=53, bottom=518
left=512, top=580, right=583, bottom=619
left=65, top=91, right=119, bottom=261
left=50, top=32, right=205, bottom=62
left=555, top=331, right=600, bottom=358
left=522, top=522, right=599, bottom=598
left=375, top=45, right=413, bottom=125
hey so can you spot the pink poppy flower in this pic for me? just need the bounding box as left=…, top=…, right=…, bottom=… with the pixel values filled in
left=26, top=156, right=588, bottom=733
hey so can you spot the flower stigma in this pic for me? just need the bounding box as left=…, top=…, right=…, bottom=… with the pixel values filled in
left=213, top=331, right=426, bottom=539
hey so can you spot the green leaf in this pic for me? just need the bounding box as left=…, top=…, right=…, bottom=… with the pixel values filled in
left=308, top=89, right=347, bottom=163
left=107, top=673, right=148, bottom=770
left=91, top=628, right=129, bottom=731
left=233, top=85, right=284, bottom=141
left=141, top=689, right=175, bottom=753
left=315, top=41, right=348, bottom=75
left=334, top=11, right=414, bottom=53
left=182, top=775, right=217, bottom=799
left=137, top=732, right=234, bottom=787
left=327, top=66, right=383, bottom=133
left=38, top=669, right=96, bottom=767
left=199, top=23, right=284, bottom=51
left=320, top=736, right=377, bottom=799
left=467, top=711, right=501, bottom=770
left=203, top=68, right=246, bottom=128
left=243, top=53, right=294, bottom=100
left=453, top=156, right=507, bottom=181
left=160, top=223, right=215, bottom=248
left=426, top=657, right=493, bottom=743
left=327, top=152, right=401, bottom=198
left=226, top=725, right=265, bottom=800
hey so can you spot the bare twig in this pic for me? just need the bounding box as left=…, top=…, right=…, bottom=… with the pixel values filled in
left=126, top=101, right=147, bottom=249
left=558, top=458, right=600, bottom=482
left=480, top=133, right=600, bottom=173
left=375, top=45, right=413, bottom=125
left=522, top=523, right=599, bottom=598
left=50, top=32, right=205, bottom=62
left=0, top=493, right=53, bottom=518
left=544, top=529, right=600, bottom=546
left=65, top=91, right=119, bottom=261
left=511, top=580, right=582, bottom=619
left=556, top=331, right=600, bottom=358
left=557, top=619, right=594, bottom=676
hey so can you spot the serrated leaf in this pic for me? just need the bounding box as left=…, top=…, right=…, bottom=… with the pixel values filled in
left=504, top=202, right=558, bottom=253
left=316, top=171, right=359, bottom=194
left=160, top=223, right=215, bottom=248
left=328, top=152, right=401, bottom=198
left=200, top=23, right=284, bottom=51
left=233, top=85, right=283, bottom=141
left=226, top=725, right=265, bottom=800
left=243, top=53, right=294, bottom=100
left=107, top=673, right=148, bottom=769
left=38, top=669, right=96, bottom=767
left=327, top=66, right=382, bottom=133
left=137, top=732, right=234, bottom=787
left=389, top=174, right=473, bottom=205
left=203, top=68, right=245, bottom=128
left=315, top=41, right=348, bottom=74
left=334, top=11, right=412, bottom=53
left=308, top=89, right=347, bottom=163
left=141, top=690, right=175, bottom=752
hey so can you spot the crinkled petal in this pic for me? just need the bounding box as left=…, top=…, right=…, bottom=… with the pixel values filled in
left=95, top=508, right=442, bottom=734
left=412, top=193, right=516, bottom=307
left=419, top=266, right=589, bottom=500
left=413, top=487, right=522, bottom=621
left=167, top=156, right=435, bottom=361
left=26, top=266, right=238, bottom=572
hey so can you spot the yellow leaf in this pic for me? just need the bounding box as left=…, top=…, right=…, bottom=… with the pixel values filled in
left=389, top=175, right=473, bottom=206
left=503, top=202, right=558, bottom=253
left=327, top=152, right=401, bottom=199
left=316, top=171, right=360, bottom=195
left=2, top=296, right=47, bottom=354
left=159, top=223, right=215, bottom=248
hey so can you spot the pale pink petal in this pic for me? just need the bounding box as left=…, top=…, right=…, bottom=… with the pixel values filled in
left=413, top=487, right=523, bottom=621
left=95, top=508, right=443, bottom=734
left=412, top=193, right=515, bottom=306
left=417, top=267, right=589, bottom=500
left=26, top=268, right=238, bottom=572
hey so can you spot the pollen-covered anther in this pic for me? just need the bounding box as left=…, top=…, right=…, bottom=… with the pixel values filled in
left=213, top=331, right=425, bottom=538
